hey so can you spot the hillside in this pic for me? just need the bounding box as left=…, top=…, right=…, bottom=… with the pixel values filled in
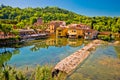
left=0, top=5, right=120, bottom=32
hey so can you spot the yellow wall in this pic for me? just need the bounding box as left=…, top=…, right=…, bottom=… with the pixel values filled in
left=68, top=28, right=83, bottom=38
left=56, top=27, right=84, bottom=38
left=56, top=27, right=68, bottom=37
left=47, top=24, right=55, bottom=34
left=77, top=29, right=83, bottom=37
left=68, top=29, right=77, bottom=35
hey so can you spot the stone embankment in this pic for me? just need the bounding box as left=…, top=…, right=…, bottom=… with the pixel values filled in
left=113, top=41, right=120, bottom=45
left=52, top=40, right=102, bottom=76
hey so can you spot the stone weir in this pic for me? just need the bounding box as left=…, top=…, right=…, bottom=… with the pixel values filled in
left=52, top=40, right=102, bottom=77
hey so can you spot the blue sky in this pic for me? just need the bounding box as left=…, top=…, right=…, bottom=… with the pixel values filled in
left=0, top=0, right=120, bottom=17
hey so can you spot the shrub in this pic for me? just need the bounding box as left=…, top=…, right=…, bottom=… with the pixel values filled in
left=0, top=66, right=27, bottom=80
left=98, top=35, right=111, bottom=41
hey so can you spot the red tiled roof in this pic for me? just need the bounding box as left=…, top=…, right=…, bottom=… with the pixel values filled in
left=99, top=32, right=111, bottom=35
left=84, top=29, right=98, bottom=32
left=68, top=24, right=90, bottom=30
left=19, top=29, right=35, bottom=32
left=49, top=21, right=66, bottom=25
left=57, top=26, right=67, bottom=30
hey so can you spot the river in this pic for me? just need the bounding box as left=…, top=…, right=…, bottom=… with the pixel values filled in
left=0, top=38, right=120, bottom=80
left=0, top=38, right=84, bottom=68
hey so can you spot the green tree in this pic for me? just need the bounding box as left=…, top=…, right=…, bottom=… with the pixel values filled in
left=0, top=24, right=12, bottom=38
left=30, top=17, right=37, bottom=25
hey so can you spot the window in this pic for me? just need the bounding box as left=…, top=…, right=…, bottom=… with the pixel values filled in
left=58, top=33, right=61, bottom=35
left=88, top=32, right=90, bottom=34
left=58, top=30, right=62, bottom=32
left=72, top=30, right=76, bottom=32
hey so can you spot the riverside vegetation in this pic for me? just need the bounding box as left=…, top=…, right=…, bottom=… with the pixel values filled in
left=0, top=65, right=66, bottom=80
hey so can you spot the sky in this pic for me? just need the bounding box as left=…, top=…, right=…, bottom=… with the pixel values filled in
left=0, top=0, right=120, bottom=17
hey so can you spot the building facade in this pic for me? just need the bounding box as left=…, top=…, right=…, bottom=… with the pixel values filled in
left=67, top=24, right=84, bottom=38
left=84, top=29, right=99, bottom=39
left=47, top=21, right=66, bottom=34
left=56, top=27, right=68, bottom=37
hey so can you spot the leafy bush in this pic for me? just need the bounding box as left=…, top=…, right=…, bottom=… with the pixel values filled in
left=98, top=35, right=111, bottom=41
left=0, top=66, right=27, bottom=80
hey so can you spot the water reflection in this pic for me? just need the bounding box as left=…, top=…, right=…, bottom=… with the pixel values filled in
left=0, top=49, right=20, bottom=67
left=30, top=38, right=83, bottom=52
left=0, top=38, right=84, bottom=68
left=114, top=45, right=120, bottom=59
left=68, top=39, right=83, bottom=47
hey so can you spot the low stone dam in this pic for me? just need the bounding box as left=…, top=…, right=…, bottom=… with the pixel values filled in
left=52, top=40, right=102, bottom=77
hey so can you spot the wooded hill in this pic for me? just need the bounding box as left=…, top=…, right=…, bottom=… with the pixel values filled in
left=0, top=4, right=120, bottom=33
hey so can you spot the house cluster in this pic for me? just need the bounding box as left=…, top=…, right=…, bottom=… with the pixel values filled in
left=18, top=20, right=67, bottom=39
left=0, top=17, right=99, bottom=40
left=46, top=20, right=99, bottom=39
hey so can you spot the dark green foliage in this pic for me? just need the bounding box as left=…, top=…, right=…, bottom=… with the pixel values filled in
left=0, top=66, right=27, bottom=80
left=98, top=35, right=112, bottom=41
left=3, top=70, right=9, bottom=80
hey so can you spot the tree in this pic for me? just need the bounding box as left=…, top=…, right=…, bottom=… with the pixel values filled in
left=0, top=24, right=12, bottom=38
left=30, top=17, right=37, bottom=25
